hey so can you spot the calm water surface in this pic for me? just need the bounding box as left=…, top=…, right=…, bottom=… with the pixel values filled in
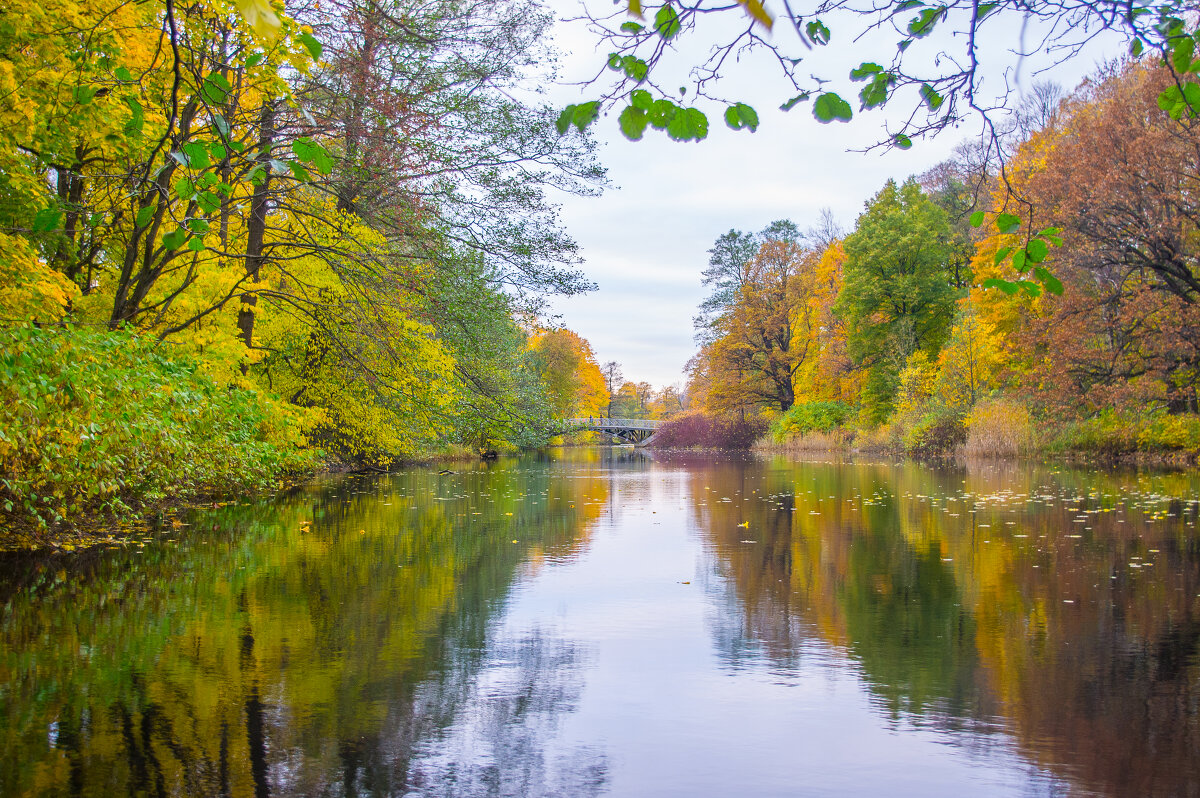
left=3, top=449, right=1200, bottom=797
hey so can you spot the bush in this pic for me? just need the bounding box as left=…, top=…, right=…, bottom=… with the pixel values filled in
left=902, top=409, right=966, bottom=456
left=651, top=411, right=768, bottom=449
left=1048, top=408, right=1200, bottom=458
left=0, top=325, right=317, bottom=539
left=964, top=398, right=1036, bottom=457
left=771, top=401, right=853, bottom=442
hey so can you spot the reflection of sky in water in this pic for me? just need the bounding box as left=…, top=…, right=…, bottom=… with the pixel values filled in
left=3, top=450, right=1198, bottom=797
left=402, top=463, right=1069, bottom=797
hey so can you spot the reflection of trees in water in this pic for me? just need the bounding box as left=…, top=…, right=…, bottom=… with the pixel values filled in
left=692, top=457, right=1200, bottom=796
left=401, top=630, right=607, bottom=798
left=0, top=460, right=608, bottom=798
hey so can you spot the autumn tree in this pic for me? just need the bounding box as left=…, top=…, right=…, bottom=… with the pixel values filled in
left=693, top=219, right=802, bottom=344
left=706, top=239, right=817, bottom=413
left=527, top=328, right=607, bottom=418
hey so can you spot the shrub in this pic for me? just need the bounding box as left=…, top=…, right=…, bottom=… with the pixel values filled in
left=1048, top=408, right=1200, bottom=458
left=0, top=325, right=317, bottom=539
left=771, top=400, right=853, bottom=442
left=651, top=411, right=768, bottom=449
left=964, top=398, right=1036, bottom=457
left=902, top=408, right=966, bottom=456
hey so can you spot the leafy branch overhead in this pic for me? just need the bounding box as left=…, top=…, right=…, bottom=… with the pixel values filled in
left=560, top=0, right=1200, bottom=153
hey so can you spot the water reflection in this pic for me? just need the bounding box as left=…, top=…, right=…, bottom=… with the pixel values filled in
left=683, top=455, right=1200, bottom=796
left=2, top=451, right=1199, bottom=797
left=0, top=457, right=612, bottom=797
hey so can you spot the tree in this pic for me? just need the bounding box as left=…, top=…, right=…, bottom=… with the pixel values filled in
left=528, top=328, right=608, bottom=418
left=706, top=239, right=816, bottom=413
left=837, top=178, right=956, bottom=422
left=601, top=361, right=624, bottom=417
left=693, top=219, right=802, bottom=344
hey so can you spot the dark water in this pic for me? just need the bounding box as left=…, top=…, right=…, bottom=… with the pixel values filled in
left=3, top=449, right=1200, bottom=797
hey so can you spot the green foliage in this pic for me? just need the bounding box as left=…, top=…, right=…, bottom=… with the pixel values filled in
left=771, top=401, right=853, bottom=441
left=0, top=326, right=316, bottom=538
left=836, top=178, right=956, bottom=423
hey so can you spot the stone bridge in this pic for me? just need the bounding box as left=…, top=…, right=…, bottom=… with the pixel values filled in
left=563, top=417, right=661, bottom=445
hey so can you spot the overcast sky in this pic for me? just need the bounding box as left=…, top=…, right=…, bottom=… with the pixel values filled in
left=538, top=2, right=1126, bottom=388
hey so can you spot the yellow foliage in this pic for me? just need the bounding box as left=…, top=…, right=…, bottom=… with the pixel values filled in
left=0, top=233, right=78, bottom=322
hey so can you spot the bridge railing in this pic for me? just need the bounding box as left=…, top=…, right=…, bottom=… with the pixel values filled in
left=563, top=417, right=662, bottom=430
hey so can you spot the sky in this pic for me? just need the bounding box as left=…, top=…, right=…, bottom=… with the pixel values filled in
left=538, top=1, right=1128, bottom=388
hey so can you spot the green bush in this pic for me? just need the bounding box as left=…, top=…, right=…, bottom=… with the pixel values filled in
left=0, top=325, right=317, bottom=539
left=772, top=401, right=853, bottom=442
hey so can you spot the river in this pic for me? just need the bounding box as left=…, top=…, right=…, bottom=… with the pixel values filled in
left=2, top=448, right=1199, bottom=796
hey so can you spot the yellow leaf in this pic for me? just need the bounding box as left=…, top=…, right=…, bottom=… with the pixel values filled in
left=234, top=0, right=282, bottom=36
left=737, top=0, right=773, bottom=28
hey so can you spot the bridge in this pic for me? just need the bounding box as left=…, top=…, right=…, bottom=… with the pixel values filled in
left=563, top=417, right=661, bottom=445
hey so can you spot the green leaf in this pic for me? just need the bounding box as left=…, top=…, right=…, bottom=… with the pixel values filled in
left=572, top=101, right=601, bottom=130
left=173, top=177, right=194, bottom=199
left=187, top=236, right=206, bottom=252
left=1034, top=266, right=1064, bottom=295
left=297, top=32, right=323, bottom=61
left=621, top=55, right=649, bottom=82
left=1017, top=280, right=1042, bottom=297
left=780, top=93, right=810, bottom=111
left=162, top=229, right=187, bottom=251
left=1184, top=82, right=1200, bottom=116
left=654, top=4, right=681, bottom=38
left=124, top=98, right=144, bottom=136
left=32, top=207, right=61, bottom=233
left=976, top=2, right=998, bottom=18
left=893, top=133, right=912, bottom=149
left=907, top=6, right=945, bottom=37
left=213, top=114, right=231, bottom=140
left=1130, top=38, right=1144, bottom=57
left=188, top=218, right=210, bottom=234
left=619, top=106, right=649, bottom=140
left=208, top=142, right=228, bottom=162
left=196, top=191, right=221, bottom=214
left=620, top=22, right=644, bottom=33
left=1172, top=36, right=1195, bottom=73
left=806, top=20, right=830, bottom=45
left=648, top=99, right=677, bottom=128
left=894, top=0, right=923, bottom=10
left=201, top=72, right=231, bottom=105
left=135, top=205, right=155, bottom=228
left=115, top=66, right=132, bottom=81
left=850, top=62, right=883, bottom=80
left=244, top=52, right=265, bottom=67
left=556, top=105, right=576, bottom=135
left=982, top=277, right=1019, bottom=295
left=181, top=141, right=211, bottom=169
left=288, top=160, right=311, bottom=181
left=724, top=102, right=759, bottom=131
left=630, top=89, right=653, bottom=110
left=969, top=210, right=985, bottom=227
left=993, top=245, right=1014, bottom=265
left=666, top=106, right=708, bottom=141
left=1025, top=238, right=1049, bottom=263
left=859, top=73, right=893, bottom=108
left=1012, top=248, right=1027, bottom=272
left=608, top=53, right=622, bottom=70
left=813, top=92, right=852, bottom=123
left=995, top=212, right=1021, bottom=234
left=920, top=83, right=944, bottom=112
